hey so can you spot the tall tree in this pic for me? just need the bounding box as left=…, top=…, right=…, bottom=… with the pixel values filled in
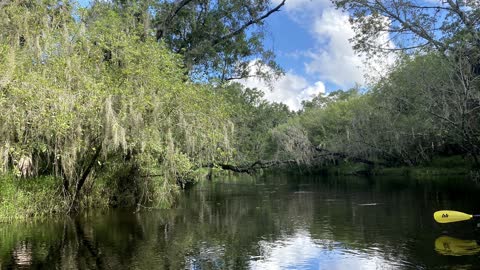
left=106, top=0, right=285, bottom=82
left=220, top=83, right=292, bottom=163
left=0, top=0, right=233, bottom=210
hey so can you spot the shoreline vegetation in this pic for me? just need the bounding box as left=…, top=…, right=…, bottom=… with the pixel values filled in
left=1, top=0, right=479, bottom=222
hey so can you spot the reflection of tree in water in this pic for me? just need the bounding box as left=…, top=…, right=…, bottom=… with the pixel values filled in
left=174, top=180, right=317, bottom=269
left=2, top=175, right=480, bottom=269
left=0, top=181, right=317, bottom=269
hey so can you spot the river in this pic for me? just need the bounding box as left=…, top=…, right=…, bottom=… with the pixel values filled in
left=2, top=174, right=480, bottom=269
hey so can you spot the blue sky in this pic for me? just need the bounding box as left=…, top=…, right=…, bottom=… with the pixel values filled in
left=264, top=11, right=316, bottom=82
left=238, top=0, right=395, bottom=110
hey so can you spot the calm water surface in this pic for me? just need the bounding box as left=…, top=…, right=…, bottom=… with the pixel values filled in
left=2, top=174, right=480, bottom=269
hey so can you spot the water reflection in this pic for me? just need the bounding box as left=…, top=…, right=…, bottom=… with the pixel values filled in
left=435, top=236, right=480, bottom=256
left=250, top=229, right=395, bottom=270
left=2, top=175, right=480, bottom=269
left=12, top=242, right=32, bottom=268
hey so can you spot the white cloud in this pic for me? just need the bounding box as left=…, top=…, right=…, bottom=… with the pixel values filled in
left=239, top=67, right=325, bottom=111
left=238, top=0, right=396, bottom=110
left=277, top=0, right=396, bottom=88
left=249, top=229, right=393, bottom=270
left=301, top=81, right=326, bottom=100
left=305, top=9, right=365, bottom=87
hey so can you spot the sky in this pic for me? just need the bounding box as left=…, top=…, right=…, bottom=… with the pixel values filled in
left=238, top=0, right=396, bottom=110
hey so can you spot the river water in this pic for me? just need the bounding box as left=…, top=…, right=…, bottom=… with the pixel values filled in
left=2, top=174, right=480, bottom=269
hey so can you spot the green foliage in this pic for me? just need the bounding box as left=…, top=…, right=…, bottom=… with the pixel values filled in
left=300, top=89, right=363, bottom=147
left=322, top=1, right=480, bottom=168
left=269, top=52, right=479, bottom=170
left=266, top=119, right=313, bottom=163
left=0, top=0, right=234, bottom=216
left=106, top=0, right=284, bottom=83
left=0, top=175, right=64, bottom=221
left=220, top=83, right=292, bottom=163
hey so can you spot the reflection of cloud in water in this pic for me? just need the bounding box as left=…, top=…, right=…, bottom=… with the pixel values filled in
left=357, top=203, right=381, bottom=206
left=185, top=243, right=226, bottom=269
left=249, top=230, right=396, bottom=270
left=12, top=242, right=32, bottom=268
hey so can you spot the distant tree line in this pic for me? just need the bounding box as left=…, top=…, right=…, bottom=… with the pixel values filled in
left=264, top=0, right=480, bottom=169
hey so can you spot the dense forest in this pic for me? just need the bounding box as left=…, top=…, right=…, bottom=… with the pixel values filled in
left=0, top=0, right=479, bottom=220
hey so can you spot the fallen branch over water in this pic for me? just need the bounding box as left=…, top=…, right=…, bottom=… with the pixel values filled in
left=204, top=147, right=381, bottom=174
left=205, top=159, right=299, bottom=174
left=313, top=147, right=380, bottom=166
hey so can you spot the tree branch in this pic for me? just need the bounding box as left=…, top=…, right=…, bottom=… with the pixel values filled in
left=204, top=159, right=298, bottom=174
left=445, top=0, right=473, bottom=30
left=372, top=0, right=447, bottom=52
left=211, top=0, right=286, bottom=46
left=156, top=0, right=195, bottom=41
left=314, top=147, right=379, bottom=166
left=201, top=146, right=382, bottom=175
left=67, top=144, right=102, bottom=214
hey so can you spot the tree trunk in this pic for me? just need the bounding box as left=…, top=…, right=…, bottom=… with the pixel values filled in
left=67, top=145, right=102, bottom=214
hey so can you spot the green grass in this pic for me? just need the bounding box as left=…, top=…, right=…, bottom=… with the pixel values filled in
left=373, top=167, right=410, bottom=176
left=0, top=174, right=111, bottom=222
left=0, top=174, right=65, bottom=222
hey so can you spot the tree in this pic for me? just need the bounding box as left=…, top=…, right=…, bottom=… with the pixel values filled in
left=334, top=0, right=480, bottom=166
left=372, top=53, right=480, bottom=164
left=220, top=83, right=292, bottom=163
left=105, top=0, right=285, bottom=82
left=0, top=0, right=233, bottom=211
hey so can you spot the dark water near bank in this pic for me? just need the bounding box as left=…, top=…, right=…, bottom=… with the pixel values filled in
left=2, top=175, right=480, bottom=269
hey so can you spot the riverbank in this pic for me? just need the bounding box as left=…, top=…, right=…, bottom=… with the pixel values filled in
left=0, top=167, right=208, bottom=222
left=0, top=175, right=63, bottom=221
left=343, top=155, right=474, bottom=178
left=0, top=174, right=110, bottom=222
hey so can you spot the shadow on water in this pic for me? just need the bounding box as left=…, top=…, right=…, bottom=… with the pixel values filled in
left=2, top=175, right=480, bottom=269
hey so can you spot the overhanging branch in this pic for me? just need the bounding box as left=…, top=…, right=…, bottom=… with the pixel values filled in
left=211, top=0, right=286, bottom=46
left=156, top=0, right=194, bottom=41
left=203, top=146, right=381, bottom=174
left=204, top=159, right=298, bottom=174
